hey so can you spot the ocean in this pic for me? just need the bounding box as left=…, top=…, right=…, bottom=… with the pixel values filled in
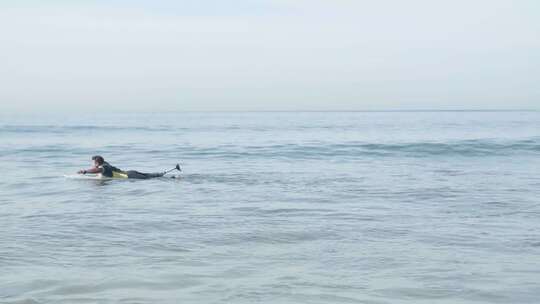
left=1, top=111, right=539, bottom=303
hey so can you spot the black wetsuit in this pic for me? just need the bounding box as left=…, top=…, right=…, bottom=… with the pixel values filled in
left=100, top=162, right=164, bottom=179
left=125, top=171, right=164, bottom=179
left=100, top=162, right=123, bottom=177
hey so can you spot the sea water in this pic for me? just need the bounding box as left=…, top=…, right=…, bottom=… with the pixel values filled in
left=1, top=111, right=539, bottom=303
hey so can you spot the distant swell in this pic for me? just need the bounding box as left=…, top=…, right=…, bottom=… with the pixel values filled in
left=178, top=139, right=540, bottom=159
left=0, top=125, right=179, bottom=134
left=2, top=128, right=538, bottom=159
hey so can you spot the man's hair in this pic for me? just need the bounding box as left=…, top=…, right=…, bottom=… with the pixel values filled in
left=92, top=155, right=105, bottom=165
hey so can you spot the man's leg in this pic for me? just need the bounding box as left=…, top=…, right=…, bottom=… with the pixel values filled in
left=126, top=170, right=164, bottom=179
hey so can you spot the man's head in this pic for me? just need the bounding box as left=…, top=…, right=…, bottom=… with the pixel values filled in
left=92, top=155, right=105, bottom=167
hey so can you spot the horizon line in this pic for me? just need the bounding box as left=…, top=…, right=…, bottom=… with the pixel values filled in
left=2, top=109, right=539, bottom=114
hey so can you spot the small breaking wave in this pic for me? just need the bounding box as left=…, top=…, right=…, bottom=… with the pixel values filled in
left=0, top=125, right=180, bottom=134
left=178, top=138, right=540, bottom=159
left=2, top=138, right=538, bottom=159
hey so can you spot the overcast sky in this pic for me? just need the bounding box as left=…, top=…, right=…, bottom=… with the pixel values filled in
left=1, top=0, right=539, bottom=112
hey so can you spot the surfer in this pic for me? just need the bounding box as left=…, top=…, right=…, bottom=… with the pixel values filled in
left=78, top=155, right=173, bottom=179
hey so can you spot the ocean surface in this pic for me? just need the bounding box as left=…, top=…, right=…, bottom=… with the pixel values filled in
left=1, top=111, right=539, bottom=304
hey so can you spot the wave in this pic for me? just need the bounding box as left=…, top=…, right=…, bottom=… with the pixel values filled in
left=2, top=138, right=538, bottom=159
left=178, top=138, right=540, bottom=159
left=0, top=125, right=180, bottom=134
left=0, top=124, right=410, bottom=134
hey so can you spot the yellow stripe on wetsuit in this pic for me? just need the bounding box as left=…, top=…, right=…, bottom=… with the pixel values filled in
left=112, top=171, right=129, bottom=178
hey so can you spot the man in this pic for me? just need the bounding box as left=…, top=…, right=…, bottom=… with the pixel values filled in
left=78, top=155, right=165, bottom=179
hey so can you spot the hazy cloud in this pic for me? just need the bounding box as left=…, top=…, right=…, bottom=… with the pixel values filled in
left=1, top=0, right=539, bottom=112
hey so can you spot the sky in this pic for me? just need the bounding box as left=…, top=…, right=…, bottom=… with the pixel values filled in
left=0, top=0, right=539, bottom=112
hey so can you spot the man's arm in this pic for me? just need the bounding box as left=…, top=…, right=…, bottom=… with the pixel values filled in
left=77, top=167, right=102, bottom=174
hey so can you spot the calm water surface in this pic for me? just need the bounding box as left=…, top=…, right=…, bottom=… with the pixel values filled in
left=1, top=112, right=540, bottom=303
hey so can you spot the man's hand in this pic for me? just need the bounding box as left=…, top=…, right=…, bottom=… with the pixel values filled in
left=78, top=167, right=100, bottom=174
